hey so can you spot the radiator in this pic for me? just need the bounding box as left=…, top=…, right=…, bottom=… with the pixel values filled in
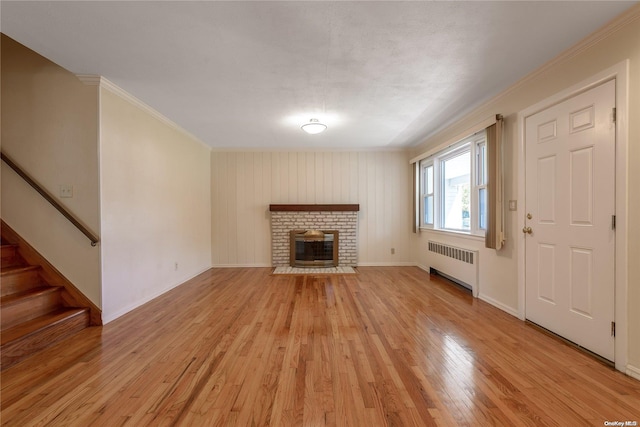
left=427, top=241, right=479, bottom=297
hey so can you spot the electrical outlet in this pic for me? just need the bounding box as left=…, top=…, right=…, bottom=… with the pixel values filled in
left=391, top=248, right=395, bottom=255
left=174, top=262, right=179, bottom=271
left=60, top=184, right=73, bottom=198
left=509, top=200, right=517, bottom=211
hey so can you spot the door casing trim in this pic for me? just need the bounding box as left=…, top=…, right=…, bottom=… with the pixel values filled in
left=517, top=60, right=629, bottom=372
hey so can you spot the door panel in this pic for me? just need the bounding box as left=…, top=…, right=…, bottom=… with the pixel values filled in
left=569, top=246, right=592, bottom=317
left=570, top=147, right=593, bottom=225
left=537, top=156, right=556, bottom=223
left=525, top=79, right=615, bottom=361
left=537, top=243, right=556, bottom=303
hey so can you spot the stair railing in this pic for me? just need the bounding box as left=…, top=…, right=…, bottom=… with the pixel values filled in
left=1, top=151, right=99, bottom=246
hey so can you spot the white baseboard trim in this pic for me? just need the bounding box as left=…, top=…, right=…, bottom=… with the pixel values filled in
left=357, top=261, right=416, bottom=267
left=478, top=293, right=519, bottom=318
left=102, top=266, right=211, bottom=324
left=212, top=263, right=272, bottom=268
left=626, top=364, right=640, bottom=381
left=213, top=262, right=419, bottom=269
left=414, top=264, right=519, bottom=318
left=416, top=263, right=430, bottom=273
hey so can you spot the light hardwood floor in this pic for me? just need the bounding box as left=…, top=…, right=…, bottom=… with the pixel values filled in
left=1, top=267, right=639, bottom=426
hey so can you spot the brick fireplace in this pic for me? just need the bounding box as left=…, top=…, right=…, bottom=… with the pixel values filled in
left=269, top=204, right=359, bottom=267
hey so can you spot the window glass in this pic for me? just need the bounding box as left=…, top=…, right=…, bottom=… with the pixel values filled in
left=421, top=164, right=434, bottom=226
left=476, top=140, right=487, bottom=230
left=476, top=142, right=487, bottom=185
left=479, top=187, right=487, bottom=229
left=442, top=151, right=470, bottom=231
left=424, top=195, right=433, bottom=225
left=426, top=165, right=433, bottom=194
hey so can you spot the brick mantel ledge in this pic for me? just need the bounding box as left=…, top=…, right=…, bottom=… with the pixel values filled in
left=269, top=204, right=359, bottom=212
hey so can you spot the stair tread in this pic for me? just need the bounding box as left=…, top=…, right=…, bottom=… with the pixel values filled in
left=1, top=225, right=94, bottom=370
left=1, top=307, right=89, bottom=345
left=0, top=264, right=40, bottom=276
left=0, top=286, right=61, bottom=306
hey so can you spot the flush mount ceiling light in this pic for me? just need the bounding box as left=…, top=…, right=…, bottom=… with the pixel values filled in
left=301, top=118, right=327, bottom=135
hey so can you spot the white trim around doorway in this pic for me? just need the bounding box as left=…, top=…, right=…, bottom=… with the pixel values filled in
left=517, top=60, right=629, bottom=373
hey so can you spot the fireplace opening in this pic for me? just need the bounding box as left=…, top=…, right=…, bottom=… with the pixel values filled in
left=290, top=230, right=339, bottom=267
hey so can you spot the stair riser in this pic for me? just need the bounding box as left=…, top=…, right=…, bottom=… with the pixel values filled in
left=1, top=270, right=41, bottom=296
left=1, top=246, right=22, bottom=268
left=1, top=255, right=23, bottom=268
left=1, top=224, right=93, bottom=371
left=1, top=290, right=62, bottom=331
left=1, top=310, right=90, bottom=370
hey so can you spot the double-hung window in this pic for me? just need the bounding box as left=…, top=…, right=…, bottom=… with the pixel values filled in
left=420, top=163, right=434, bottom=226
left=419, top=131, right=487, bottom=236
left=476, top=139, right=487, bottom=230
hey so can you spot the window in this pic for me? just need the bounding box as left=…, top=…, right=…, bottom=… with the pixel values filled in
left=442, top=149, right=470, bottom=231
left=421, top=164, right=434, bottom=225
left=420, top=131, right=487, bottom=236
left=476, top=140, right=487, bottom=230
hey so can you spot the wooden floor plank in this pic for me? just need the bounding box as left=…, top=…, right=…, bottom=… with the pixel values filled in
left=2, top=266, right=639, bottom=426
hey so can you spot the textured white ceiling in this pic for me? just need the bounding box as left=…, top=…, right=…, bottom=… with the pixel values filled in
left=1, top=1, right=634, bottom=149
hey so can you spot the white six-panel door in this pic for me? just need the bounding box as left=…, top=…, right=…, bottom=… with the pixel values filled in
left=524, top=79, right=616, bottom=361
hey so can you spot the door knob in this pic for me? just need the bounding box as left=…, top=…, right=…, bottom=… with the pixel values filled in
left=522, top=227, right=532, bottom=234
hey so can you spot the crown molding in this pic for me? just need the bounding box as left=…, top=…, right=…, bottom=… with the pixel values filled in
left=493, top=3, right=640, bottom=102
left=76, top=74, right=210, bottom=151
left=76, top=74, right=102, bottom=86
left=414, top=3, right=640, bottom=149
left=209, top=146, right=409, bottom=153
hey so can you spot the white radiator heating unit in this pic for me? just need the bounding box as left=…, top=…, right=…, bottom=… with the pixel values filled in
left=427, top=241, right=479, bottom=297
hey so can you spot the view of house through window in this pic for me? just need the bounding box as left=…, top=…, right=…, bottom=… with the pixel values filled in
left=419, top=131, right=487, bottom=236
left=442, top=150, right=470, bottom=231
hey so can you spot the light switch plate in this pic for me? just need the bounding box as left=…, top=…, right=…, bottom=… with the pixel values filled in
left=509, top=200, right=517, bottom=211
left=60, top=184, right=73, bottom=198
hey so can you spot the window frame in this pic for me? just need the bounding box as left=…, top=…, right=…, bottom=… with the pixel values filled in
left=420, top=161, right=434, bottom=228
left=419, top=131, right=487, bottom=237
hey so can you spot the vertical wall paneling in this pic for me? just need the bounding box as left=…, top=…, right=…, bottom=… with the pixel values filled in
left=349, top=153, right=359, bottom=207
left=236, top=152, right=251, bottom=265
left=271, top=153, right=281, bottom=202
left=305, top=153, right=315, bottom=203
left=228, top=153, right=239, bottom=264
left=357, top=152, right=369, bottom=262
left=297, top=153, right=307, bottom=203
left=210, top=150, right=411, bottom=266
left=314, top=153, right=324, bottom=201
left=261, top=152, right=273, bottom=262
left=340, top=153, right=350, bottom=202
left=288, top=153, right=298, bottom=203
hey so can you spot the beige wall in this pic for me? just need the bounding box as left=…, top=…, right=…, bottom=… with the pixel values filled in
left=211, top=151, right=413, bottom=267
left=411, top=8, right=640, bottom=373
left=1, top=36, right=213, bottom=322
left=100, top=87, right=212, bottom=323
left=0, top=35, right=102, bottom=306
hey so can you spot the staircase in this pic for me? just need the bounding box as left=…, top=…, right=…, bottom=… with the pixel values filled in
left=1, top=233, right=92, bottom=370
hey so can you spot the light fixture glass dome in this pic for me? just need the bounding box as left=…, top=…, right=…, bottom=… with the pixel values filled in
left=301, top=118, right=327, bottom=134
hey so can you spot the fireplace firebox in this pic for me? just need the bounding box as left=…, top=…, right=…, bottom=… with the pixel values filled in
left=290, top=230, right=339, bottom=267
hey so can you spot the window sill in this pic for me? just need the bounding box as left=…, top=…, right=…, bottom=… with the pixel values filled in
left=418, top=227, right=486, bottom=242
